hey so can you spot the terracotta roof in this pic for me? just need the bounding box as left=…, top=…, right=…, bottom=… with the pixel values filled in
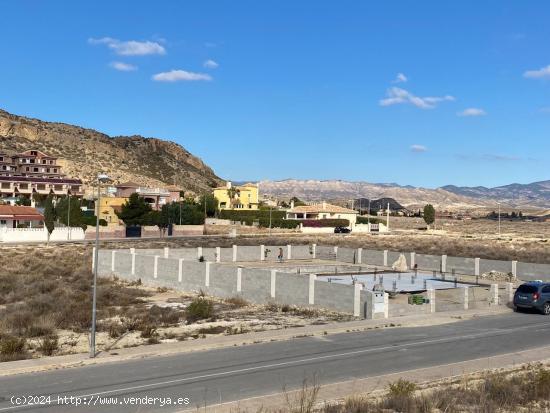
left=289, top=203, right=358, bottom=214
left=0, top=205, right=44, bottom=220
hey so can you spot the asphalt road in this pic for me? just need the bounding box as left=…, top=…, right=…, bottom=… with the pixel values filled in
left=1, top=312, right=549, bottom=412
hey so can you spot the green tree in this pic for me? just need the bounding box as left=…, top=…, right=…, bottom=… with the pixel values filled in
left=15, top=197, right=31, bottom=206
left=43, top=195, right=56, bottom=241
left=423, top=204, right=435, bottom=228
left=198, top=194, right=218, bottom=218
left=227, top=187, right=241, bottom=209
left=290, top=197, right=306, bottom=207
left=55, top=196, right=86, bottom=229
left=116, top=193, right=152, bottom=226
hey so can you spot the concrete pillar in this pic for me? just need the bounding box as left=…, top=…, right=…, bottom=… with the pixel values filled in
left=270, top=270, right=276, bottom=298
left=287, top=244, right=292, bottom=260
left=131, top=253, right=136, bottom=276
left=474, top=258, right=480, bottom=276
left=312, top=244, right=317, bottom=259
left=260, top=245, right=265, bottom=261
left=463, top=287, right=469, bottom=310
left=153, top=255, right=159, bottom=279
left=164, top=247, right=169, bottom=258
left=383, top=292, right=389, bottom=319
left=441, top=255, right=447, bottom=273
left=428, top=288, right=435, bottom=313
left=232, top=245, right=238, bottom=262
left=333, top=246, right=338, bottom=258
left=237, top=267, right=242, bottom=292
left=197, top=246, right=203, bottom=260
left=92, top=247, right=96, bottom=272
left=512, top=261, right=518, bottom=278
left=410, top=252, right=416, bottom=269
left=205, top=262, right=210, bottom=287
left=178, top=258, right=184, bottom=282
left=216, top=247, right=221, bottom=263
left=353, top=283, right=363, bottom=317
left=111, top=250, right=116, bottom=272
left=383, top=250, right=388, bottom=267
left=129, top=247, right=135, bottom=254
left=308, top=274, right=316, bottom=305
left=357, top=248, right=362, bottom=264
left=490, top=284, right=499, bottom=305
left=506, top=282, right=514, bottom=303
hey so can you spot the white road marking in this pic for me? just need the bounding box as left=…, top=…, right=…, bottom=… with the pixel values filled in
left=2, top=321, right=550, bottom=412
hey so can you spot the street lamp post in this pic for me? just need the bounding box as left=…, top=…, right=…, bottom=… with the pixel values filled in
left=90, top=173, right=109, bottom=358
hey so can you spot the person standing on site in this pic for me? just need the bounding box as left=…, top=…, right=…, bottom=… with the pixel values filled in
left=278, top=247, right=284, bottom=262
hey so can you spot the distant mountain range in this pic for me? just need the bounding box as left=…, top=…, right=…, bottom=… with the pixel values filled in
left=259, top=179, right=550, bottom=211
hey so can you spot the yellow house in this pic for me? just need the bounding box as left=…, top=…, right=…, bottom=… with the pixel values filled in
left=95, top=197, right=127, bottom=226
left=213, top=182, right=259, bottom=210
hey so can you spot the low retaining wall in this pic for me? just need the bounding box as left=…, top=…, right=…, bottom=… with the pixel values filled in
left=97, top=249, right=372, bottom=318
left=0, top=227, right=85, bottom=242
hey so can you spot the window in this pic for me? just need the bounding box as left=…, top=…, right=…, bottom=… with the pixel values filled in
left=542, top=286, right=550, bottom=293
left=517, top=285, right=538, bottom=294
left=33, top=168, right=38, bottom=172
left=1, top=183, right=10, bottom=189
left=37, top=184, right=45, bottom=190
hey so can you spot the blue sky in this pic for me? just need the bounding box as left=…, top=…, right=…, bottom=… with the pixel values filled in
left=1, top=1, right=549, bottom=188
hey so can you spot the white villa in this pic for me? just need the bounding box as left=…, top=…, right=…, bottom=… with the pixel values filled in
left=285, top=201, right=358, bottom=225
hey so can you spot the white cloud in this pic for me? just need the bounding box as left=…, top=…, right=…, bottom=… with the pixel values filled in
left=410, top=144, right=427, bottom=153
left=109, top=61, right=137, bottom=71
left=379, top=87, right=455, bottom=109
left=89, top=37, right=166, bottom=56
left=457, top=108, right=486, bottom=117
left=392, top=73, right=408, bottom=83
left=152, top=70, right=212, bottom=82
left=523, top=65, right=550, bottom=79
left=203, top=59, right=219, bottom=69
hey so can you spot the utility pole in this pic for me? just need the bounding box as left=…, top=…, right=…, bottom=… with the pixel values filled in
left=67, top=190, right=71, bottom=241
left=498, top=202, right=501, bottom=236
left=91, top=173, right=109, bottom=358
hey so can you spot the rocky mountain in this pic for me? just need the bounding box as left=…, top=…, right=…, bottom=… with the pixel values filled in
left=259, top=179, right=550, bottom=210
left=0, top=109, right=223, bottom=195
left=441, top=181, right=550, bottom=208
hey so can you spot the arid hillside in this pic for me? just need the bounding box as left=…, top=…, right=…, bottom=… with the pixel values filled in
left=0, top=109, right=224, bottom=195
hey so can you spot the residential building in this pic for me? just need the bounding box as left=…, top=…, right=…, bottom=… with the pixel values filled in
left=114, top=182, right=180, bottom=210
left=0, top=150, right=83, bottom=200
left=0, top=205, right=44, bottom=228
left=94, top=197, right=127, bottom=226
left=213, top=182, right=259, bottom=210
left=285, top=201, right=358, bottom=225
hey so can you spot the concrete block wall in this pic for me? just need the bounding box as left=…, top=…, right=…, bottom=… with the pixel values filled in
left=479, top=258, right=513, bottom=275
left=446, top=256, right=476, bottom=275
left=518, top=262, right=550, bottom=281
left=361, top=249, right=385, bottom=266
left=415, top=254, right=442, bottom=272
left=314, top=281, right=355, bottom=313
left=337, top=248, right=357, bottom=264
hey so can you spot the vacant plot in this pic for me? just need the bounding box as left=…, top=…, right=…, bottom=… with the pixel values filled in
left=0, top=245, right=352, bottom=361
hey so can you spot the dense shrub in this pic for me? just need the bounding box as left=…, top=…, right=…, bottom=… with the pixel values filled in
left=0, top=335, right=27, bottom=361
left=37, top=335, right=59, bottom=356
left=356, top=216, right=382, bottom=225
left=219, top=209, right=285, bottom=222
left=302, top=219, right=349, bottom=228
left=186, top=298, right=215, bottom=322
left=258, top=217, right=299, bottom=229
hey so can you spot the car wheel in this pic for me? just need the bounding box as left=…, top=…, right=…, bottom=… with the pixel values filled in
left=513, top=306, right=521, bottom=313
left=543, top=302, right=550, bottom=316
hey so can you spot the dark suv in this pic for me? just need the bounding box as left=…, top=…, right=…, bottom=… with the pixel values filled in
left=513, top=282, right=550, bottom=315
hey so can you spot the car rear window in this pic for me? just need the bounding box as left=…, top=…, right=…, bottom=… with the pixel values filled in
left=517, top=285, right=538, bottom=294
